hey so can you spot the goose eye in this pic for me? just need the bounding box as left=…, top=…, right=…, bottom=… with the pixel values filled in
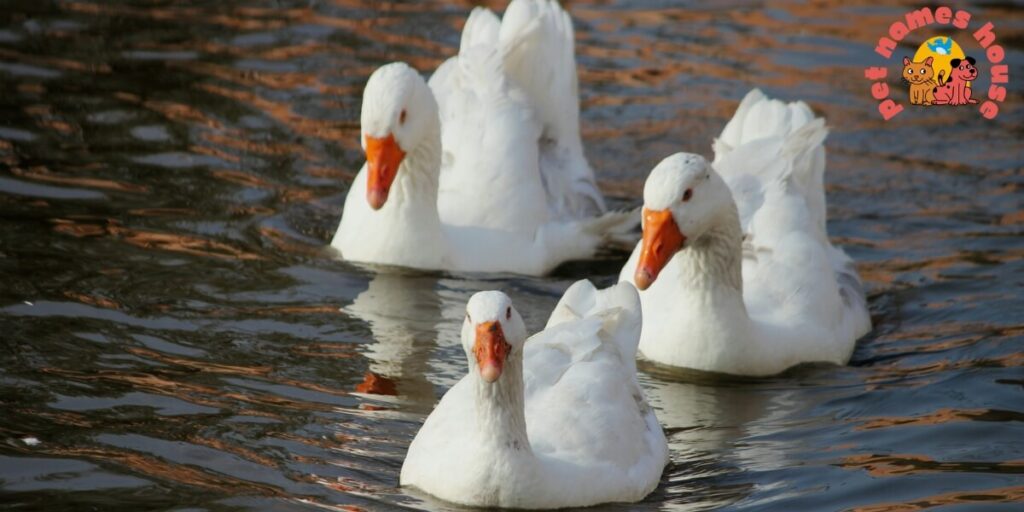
left=465, top=312, right=471, bottom=323
left=682, top=188, right=693, bottom=202
left=399, top=109, right=407, bottom=124
left=506, top=306, right=511, bottom=320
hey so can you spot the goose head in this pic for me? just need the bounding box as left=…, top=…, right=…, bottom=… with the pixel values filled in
left=360, top=62, right=436, bottom=209
left=634, top=153, right=729, bottom=290
left=461, top=291, right=528, bottom=383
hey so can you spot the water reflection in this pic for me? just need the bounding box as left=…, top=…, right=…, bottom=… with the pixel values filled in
left=344, top=272, right=442, bottom=406
left=643, top=375, right=764, bottom=510
left=344, top=269, right=563, bottom=397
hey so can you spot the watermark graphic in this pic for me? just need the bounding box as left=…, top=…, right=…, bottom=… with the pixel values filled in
left=863, top=6, right=1009, bottom=120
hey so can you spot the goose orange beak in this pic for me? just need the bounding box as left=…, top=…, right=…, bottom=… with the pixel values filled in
left=364, top=133, right=405, bottom=210
left=474, top=321, right=510, bottom=383
left=635, top=207, right=685, bottom=290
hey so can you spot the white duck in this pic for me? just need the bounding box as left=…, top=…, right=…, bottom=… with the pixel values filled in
left=401, top=281, right=668, bottom=508
left=619, top=90, right=872, bottom=376
left=332, top=0, right=630, bottom=275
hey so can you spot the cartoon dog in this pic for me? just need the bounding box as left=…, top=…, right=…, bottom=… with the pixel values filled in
left=903, top=56, right=936, bottom=105
left=933, top=56, right=978, bottom=106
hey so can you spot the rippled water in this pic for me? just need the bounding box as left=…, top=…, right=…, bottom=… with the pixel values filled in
left=1, top=1, right=1022, bottom=510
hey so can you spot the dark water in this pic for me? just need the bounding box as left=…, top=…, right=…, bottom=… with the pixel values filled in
left=1, top=0, right=1022, bottom=510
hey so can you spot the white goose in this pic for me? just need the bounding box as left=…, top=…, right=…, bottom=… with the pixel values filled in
left=401, top=281, right=668, bottom=508
left=619, top=90, right=872, bottom=376
left=332, top=0, right=630, bottom=275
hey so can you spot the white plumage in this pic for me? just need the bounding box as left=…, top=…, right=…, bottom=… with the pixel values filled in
left=432, top=0, right=604, bottom=225
left=332, top=0, right=629, bottom=275
left=401, top=281, right=669, bottom=508
left=619, top=89, right=872, bottom=376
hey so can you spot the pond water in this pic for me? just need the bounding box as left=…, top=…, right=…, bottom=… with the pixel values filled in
left=1, top=1, right=1022, bottom=510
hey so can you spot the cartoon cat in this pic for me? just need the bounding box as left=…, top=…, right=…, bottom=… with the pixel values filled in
left=902, top=56, right=936, bottom=106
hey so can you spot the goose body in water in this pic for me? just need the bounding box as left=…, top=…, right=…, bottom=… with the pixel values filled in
left=401, top=281, right=669, bottom=508
left=332, top=0, right=633, bottom=275
left=620, top=90, right=872, bottom=376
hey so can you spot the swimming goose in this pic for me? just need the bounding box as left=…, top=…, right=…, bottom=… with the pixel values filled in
left=401, top=281, right=668, bottom=508
left=619, top=90, right=872, bottom=376
left=332, top=0, right=632, bottom=275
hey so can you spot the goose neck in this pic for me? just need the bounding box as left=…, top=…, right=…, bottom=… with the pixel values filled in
left=472, top=354, right=531, bottom=455
left=676, top=204, right=744, bottom=292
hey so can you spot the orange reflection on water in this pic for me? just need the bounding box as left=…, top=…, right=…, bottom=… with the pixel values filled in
left=62, top=290, right=122, bottom=310
left=868, top=323, right=988, bottom=355
left=304, top=165, right=355, bottom=181
left=24, top=103, right=79, bottom=136
left=858, top=247, right=1024, bottom=288
left=841, top=453, right=1024, bottom=477
left=857, top=408, right=1011, bottom=431
left=0, top=46, right=110, bottom=74
left=209, top=169, right=316, bottom=202
left=51, top=217, right=262, bottom=261
left=64, top=2, right=288, bottom=31
left=125, top=347, right=272, bottom=377
left=864, top=351, right=1024, bottom=391
left=45, top=366, right=335, bottom=414
left=201, top=132, right=310, bottom=159
left=120, top=228, right=262, bottom=261
left=188, top=434, right=280, bottom=468
left=1001, top=211, right=1024, bottom=225
left=127, top=208, right=198, bottom=217
left=849, top=485, right=1024, bottom=512
left=257, top=41, right=329, bottom=61
left=126, top=342, right=356, bottom=402
left=51, top=218, right=110, bottom=237
left=114, top=92, right=228, bottom=132
left=11, top=166, right=148, bottom=194
left=258, top=226, right=322, bottom=256
left=13, top=408, right=94, bottom=429
left=191, top=144, right=242, bottom=164
left=54, top=445, right=285, bottom=497
left=196, top=83, right=353, bottom=148
left=42, top=367, right=235, bottom=412
left=354, top=372, right=397, bottom=396
left=172, top=60, right=318, bottom=92
left=289, top=342, right=359, bottom=360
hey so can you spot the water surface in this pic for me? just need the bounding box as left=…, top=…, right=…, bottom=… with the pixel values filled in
left=1, top=1, right=1022, bottom=510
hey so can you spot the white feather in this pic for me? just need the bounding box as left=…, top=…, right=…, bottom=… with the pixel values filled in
left=335, top=2, right=633, bottom=275
left=619, top=90, right=871, bottom=376
left=433, top=0, right=605, bottom=231
left=401, top=282, right=668, bottom=508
